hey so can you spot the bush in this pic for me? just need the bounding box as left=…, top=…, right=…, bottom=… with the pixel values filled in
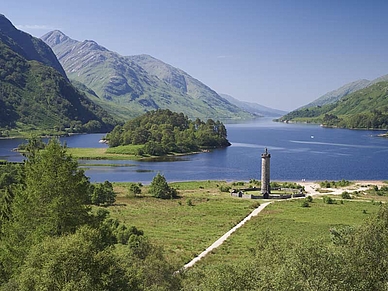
left=323, top=196, right=336, bottom=204
left=232, top=181, right=245, bottom=186
left=305, top=196, right=313, bottom=202
left=219, top=185, right=231, bottom=192
left=127, top=183, right=142, bottom=197
left=341, top=191, right=352, bottom=199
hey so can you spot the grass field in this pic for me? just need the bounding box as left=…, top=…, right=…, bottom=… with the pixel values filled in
left=67, top=147, right=142, bottom=160
left=66, top=145, right=195, bottom=161
left=200, top=197, right=381, bottom=266
left=109, top=181, right=260, bottom=265
left=106, top=181, right=387, bottom=269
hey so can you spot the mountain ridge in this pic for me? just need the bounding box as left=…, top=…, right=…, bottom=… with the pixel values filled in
left=41, top=30, right=254, bottom=121
left=219, top=93, right=287, bottom=117
left=0, top=15, right=117, bottom=135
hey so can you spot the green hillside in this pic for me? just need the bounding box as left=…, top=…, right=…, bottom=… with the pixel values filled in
left=0, top=42, right=117, bottom=136
left=300, top=79, right=371, bottom=109
left=0, top=16, right=117, bottom=136
left=278, top=81, right=388, bottom=129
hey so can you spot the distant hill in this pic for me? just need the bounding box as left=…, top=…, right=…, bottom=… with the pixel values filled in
left=292, top=75, right=388, bottom=112
left=300, top=79, right=371, bottom=109
left=0, top=15, right=117, bottom=136
left=277, top=81, right=388, bottom=129
left=219, top=93, right=287, bottom=117
left=41, top=31, right=254, bottom=121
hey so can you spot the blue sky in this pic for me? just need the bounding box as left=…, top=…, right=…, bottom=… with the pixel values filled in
left=2, top=0, right=388, bottom=111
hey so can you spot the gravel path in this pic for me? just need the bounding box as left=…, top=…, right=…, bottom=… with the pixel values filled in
left=182, top=201, right=272, bottom=270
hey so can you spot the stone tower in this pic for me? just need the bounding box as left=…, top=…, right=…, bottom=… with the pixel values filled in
left=261, top=148, right=271, bottom=196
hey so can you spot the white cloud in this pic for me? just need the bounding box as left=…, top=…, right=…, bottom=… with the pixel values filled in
left=216, top=55, right=233, bottom=59
left=16, top=24, right=57, bottom=30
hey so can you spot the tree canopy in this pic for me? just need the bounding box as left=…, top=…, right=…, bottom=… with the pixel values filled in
left=106, top=109, right=230, bottom=155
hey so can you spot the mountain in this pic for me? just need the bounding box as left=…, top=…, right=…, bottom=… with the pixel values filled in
left=0, top=14, right=66, bottom=78
left=292, top=74, right=388, bottom=111
left=41, top=30, right=253, bottom=121
left=0, top=15, right=117, bottom=136
left=278, top=74, right=388, bottom=125
left=300, top=79, right=371, bottom=108
left=277, top=81, right=388, bottom=129
left=219, top=93, right=287, bottom=117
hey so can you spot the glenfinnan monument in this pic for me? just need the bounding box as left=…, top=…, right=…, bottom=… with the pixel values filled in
left=261, top=148, right=271, bottom=197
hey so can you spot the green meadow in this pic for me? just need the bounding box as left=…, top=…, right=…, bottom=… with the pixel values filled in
left=107, top=181, right=385, bottom=268
left=67, top=145, right=143, bottom=160
left=66, top=145, right=196, bottom=161
left=109, top=181, right=259, bottom=265
left=200, top=198, right=381, bottom=266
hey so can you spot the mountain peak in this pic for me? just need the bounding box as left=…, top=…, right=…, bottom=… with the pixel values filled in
left=41, top=30, right=76, bottom=47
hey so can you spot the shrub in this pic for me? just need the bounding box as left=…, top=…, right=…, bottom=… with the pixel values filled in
left=301, top=201, right=310, bottom=207
left=232, top=181, right=245, bottom=186
left=323, top=196, right=336, bottom=204
left=305, top=196, right=313, bottom=202
left=127, top=183, right=142, bottom=197
left=341, top=191, right=352, bottom=199
left=220, top=185, right=231, bottom=192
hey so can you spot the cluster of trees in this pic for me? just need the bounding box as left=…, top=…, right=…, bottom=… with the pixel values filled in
left=319, top=179, right=352, bottom=188
left=281, top=108, right=388, bottom=130
left=278, top=103, right=337, bottom=122
left=106, top=109, right=230, bottom=155
left=334, top=109, right=388, bottom=129
left=182, top=204, right=388, bottom=290
left=0, top=139, right=180, bottom=290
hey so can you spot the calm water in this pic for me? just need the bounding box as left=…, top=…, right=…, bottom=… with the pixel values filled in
left=1, top=119, right=388, bottom=183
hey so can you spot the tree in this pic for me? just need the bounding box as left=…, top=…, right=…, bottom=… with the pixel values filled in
left=128, top=183, right=142, bottom=197
left=0, top=139, right=92, bottom=278
left=148, top=173, right=177, bottom=199
left=0, top=163, right=22, bottom=229
left=10, top=226, right=140, bottom=291
left=89, top=181, right=116, bottom=206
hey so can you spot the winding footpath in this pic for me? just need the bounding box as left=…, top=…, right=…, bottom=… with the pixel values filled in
left=182, top=201, right=272, bottom=270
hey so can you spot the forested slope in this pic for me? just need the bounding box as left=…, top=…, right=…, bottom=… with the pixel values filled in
left=278, top=81, right=388, bottom=129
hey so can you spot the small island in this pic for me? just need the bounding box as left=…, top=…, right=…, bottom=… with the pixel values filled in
left=105, top=109, right=230, bottom=157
